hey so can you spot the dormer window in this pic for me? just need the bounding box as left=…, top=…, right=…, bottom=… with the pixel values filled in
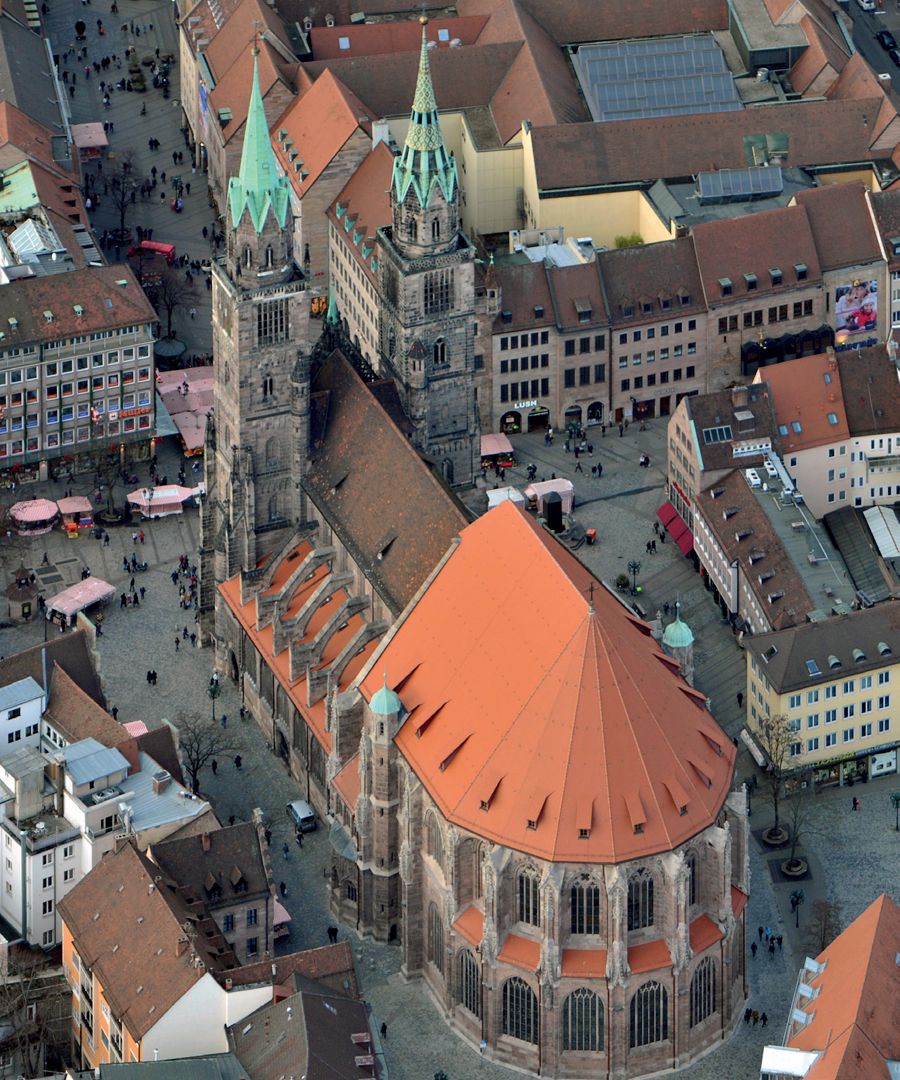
left=744, top=273, right=757, bottom=291
left=622, top=304, right=634, bottom=318
left=641, top=301, right=653, bottom=315
left=770, top=267, right=782, bottom=286
left=794, top=262, right=808, bottom=281
left=719, top=278, right=733, bottom=297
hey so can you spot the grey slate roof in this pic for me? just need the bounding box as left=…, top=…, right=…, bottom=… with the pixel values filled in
left=0, top=676, right=43, bottom=713
left=0, top=12, right=64, bottom=133
left=63, top=738, right=129, bottom=786
left=99, top=1058, right=247, bottom=1080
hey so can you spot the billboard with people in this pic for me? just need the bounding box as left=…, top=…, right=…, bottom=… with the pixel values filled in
left=834, top=280, right=878, bottom=336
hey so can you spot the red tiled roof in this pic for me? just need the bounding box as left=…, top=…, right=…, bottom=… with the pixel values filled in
left=272, top=69, right=371, bottom=198
left=691, top=205, right=822, bottom=305
left=628, top=939, right=671, bottom=974
left=689, top=914, right=724, bottom=953
left=203, top=0, right=292, bottom=83
left=546, top=262, right=607, bottom=330
left=333, top=753, right=360, bottom=812
left=452, top=904, right=484, bottom=947
left=208, top=40, right=291, bottom=144
left=513, top=0, right=729, bottom=44
left=310, top=16, right=487, bottom=59
left=731, top=884, right=749, bottom=918
left=788, top=894, right=900, bottom=1080
left=789, top=14, right=849, bottom=96
left=792, top=182, right=883, bottom=271
left=327, top=142, right=393, bottom=287
left=498, top=932, right=541, bottom=971
left=760, top=351, right=850, bottom=451
left=561, top=948, right=607, bottom=978
left=376, top=502, right=736, bottom=864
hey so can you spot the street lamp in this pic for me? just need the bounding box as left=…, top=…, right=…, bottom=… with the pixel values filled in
left=790, top=888, right=805, bottom=929
left=207, top=671, right=221, bottom=725
left=891, top=791, right=900, bottom=831
left=627, top=559, right=642, bottom=595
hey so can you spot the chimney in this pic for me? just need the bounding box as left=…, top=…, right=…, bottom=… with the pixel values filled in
left=731, top=385, right=749, bottom=408
left=152, top=770, right=171, bottom=794
left=224, top=977, right=233, bottom=991
left=176, top=936, right=189, bottom=957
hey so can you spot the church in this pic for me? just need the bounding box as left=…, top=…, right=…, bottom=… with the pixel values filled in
left=202, top=40, right=748, bottom=1080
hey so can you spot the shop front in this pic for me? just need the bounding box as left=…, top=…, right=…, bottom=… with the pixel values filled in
left=809, top=742, right=897, bottom=788
left=500, top=410, right=522, bottom=434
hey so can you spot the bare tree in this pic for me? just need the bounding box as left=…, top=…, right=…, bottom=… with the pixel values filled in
left=757, top=713, right=794, bottom=842
left=146, top=266, right=199, bottom=338
left=107, top=148, right=139, bottom=241
left=175, top=712, right=235, bottom=794
left=805, top=899, right=844, bottom=954
left=783, top=788, right=815, bottom=872
left=0, top=945, right=69, bottom=1077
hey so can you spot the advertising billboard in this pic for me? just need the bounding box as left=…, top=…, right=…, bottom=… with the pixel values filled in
left=834, top=280, right=877, bottom=336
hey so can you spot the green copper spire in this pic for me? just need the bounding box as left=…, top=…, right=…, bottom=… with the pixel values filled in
left=228, top=51, right=290, bottom=235
left=392, top=19, right=457, bottom=207
left=325, top=286, right=340, bottom=327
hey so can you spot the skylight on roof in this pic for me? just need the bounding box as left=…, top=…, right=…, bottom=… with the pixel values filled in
left=338, top=35, right=350, bottom=49
left=823, top=372, right=831, bottom=384
left=791, top=421, right=802, bottom=434
left=437, top=27, right=450, bottom=41
left=805, top=659, right=821, bottom=677
left=827, top=413, right=838, bottom=425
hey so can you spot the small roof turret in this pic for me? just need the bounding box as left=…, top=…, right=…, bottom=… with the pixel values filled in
left=662, top=602, right=695, bottom=650
left=370, top=673, right=402, bottom=716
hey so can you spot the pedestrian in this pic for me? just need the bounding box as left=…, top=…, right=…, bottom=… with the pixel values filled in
left=139, top=586, right=146, bottom=600
left=380, top=1022, right=387, bottom=1041
left=185, top=182, right=191, bottom=195
left=139, top=530, right=145, bottom=543
left=146, top=670, right=152, bottom=685
left=646, top=541, right=652, bottom=554
left=175, top=636, right=180, bottom=651
left=151, top=670, right=157, bottom=685
left=171, top=570, right=179, bottom=585
left=202, top=225, right=208, bottom=239
left=282, top=841, right=289, bottom=860
left=651, top=540, right=657, bottom=553
left=264, top=828, right=272, bottom=845
left=239, top=706, right=246, bottom=721
left=279, top=881, right=287, bottom=897
left=752, top=1011, right=759, bottom=1026
left=234, top=754, right=242, bottom=769
left=183, top=626, right=189, bottom=638
left=768, top=940, right=775, bottom=958
left=757, top=926, right=763, bottom=941
left=228, top=815, right=235, bottom=826
left=737, top=691, right=744, bottom=708
left=121, top=593, right=127, bottom=608
left=750, top=941, right=757, bottom=958
left=132, top=594, right=139, bottom=608
left=761, top=1013, right=768, bottom=1028
left=743, top=1007, right=751, bottom=1024
left=189, top=307, right=197, bottom=320
left=296, top=831, right=303, bottom=848
left=221, top=714, right=227, bottom=729
left=776, top=934, right=783, bottom=951
left=619, top=423, right=624, bottom=436
left=575, top=460, right=583, bottom=473
left=211, top=759, right=217, bottom=775
left=190, top=632, right=197, bottom=647
left=328, top=925, right=338, bottom=943
left=129, top=576, right=135, bottom=591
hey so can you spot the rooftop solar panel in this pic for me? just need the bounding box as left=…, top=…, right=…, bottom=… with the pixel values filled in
left=696, top=166, right=784, bottom=203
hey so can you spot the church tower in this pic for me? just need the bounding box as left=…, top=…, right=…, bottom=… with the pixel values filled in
left=376, top=19, right=478, bottom=487
left=199, top=48, right=312, bottom=645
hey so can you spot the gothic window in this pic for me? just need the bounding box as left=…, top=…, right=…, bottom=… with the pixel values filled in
left=562, top=988, right=604, bottom=1052
left=502, top=978, right=538, bottom=1043
left=432, top=217, right=441, bottom=242
left=629, top=981, right=668, bottom=1048
left=256, top=299, right=288, bottom=346
left=244, top=246, right=253, bottom=269
left=457, top=949, right=481, bottom=1017
left=265, top=245, right=273, bottom=268
left=426, top=813, right=443, bottom=868
left=261, top=376, right=274, bottom=399
left=685, top=850, right=698, bottom=907
left=427, top=902, right=444, bottom=973
left=433, top=338, right=447, bottom=367
left=265, top=436, right=280, bottom=468
left=473, top=842, right=484, bottom=899
left=627, top=869, right=654, bottom=931
left=344, top=879, right=358, bottom=902
left=570, top=881, right=601, bottom=935
left=268, top=494, right=279, bottom=521
left=517, top=868, right=540, bottom=927
left=689, top=957, right=716, bottom=1027
left=407, top=218, right=418, bottom=242
left=388, top=330, right=396, bottom=357
left=424, top=269, right=453, bottom=315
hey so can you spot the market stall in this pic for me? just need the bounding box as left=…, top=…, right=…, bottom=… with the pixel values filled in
left=487, top=486, right=525, bottom=510
left=46, top=577, right=115, bottom=624
left=9, top=498, right=59, bottom=536
left=127, top=483, right=203, bottom=518
left=56, top=496, right=94, bottom=537
left=480, top=432, right=516, bottom=469
left=71, top=122, right=109, bottom=163
left=524, top=478, right=575, bottom=515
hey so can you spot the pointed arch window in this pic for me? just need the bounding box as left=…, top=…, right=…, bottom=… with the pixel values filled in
left=517, top=868, right=540, bottom=927
left=265, top=245, right=274, bottom=268
left=502, top=977, right=537, bottom=1043
left=563, top=988, right=604, bottom=1051
left=570, top=881, right=601, bottom=935
left=427, top=902, right=444, bottom=973
left=433, top=338, right=447, bottom=367
left=407, top=218, right=418, bottom=242
left=627, top=869, right=654, bottom=931
left=426, top=813, right=443, bottom=868
left=629, top=981, right=668, bottom=1048
left=243, top=246, right=253, bottom=269
left=685, top=850, right=698, bottom=907
left=432, top=217, right=441, bottom=242
left=689, top=957, right=716, bottom=1027
left=457, top=949, right=481, bottom=1017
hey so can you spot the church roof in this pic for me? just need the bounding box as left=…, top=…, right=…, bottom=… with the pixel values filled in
left=662, top=603, right=694, bottom=649
left=366, top=502, right=735, bottom=863
left=227, top=52, right=290, bottom=235
left=392, top=21, right=457, bottom=206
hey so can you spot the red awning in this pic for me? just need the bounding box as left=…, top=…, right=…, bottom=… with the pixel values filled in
left=657, top=501, right=693, bottom=555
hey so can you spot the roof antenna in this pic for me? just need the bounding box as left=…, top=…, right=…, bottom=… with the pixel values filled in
left=586, top=581, right=595, bottom=615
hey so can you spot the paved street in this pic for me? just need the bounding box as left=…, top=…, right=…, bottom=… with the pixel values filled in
left=46, top=0, right=215, bottom=360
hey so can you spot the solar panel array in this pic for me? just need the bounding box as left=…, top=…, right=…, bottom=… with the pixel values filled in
left=574, top=34, right=744, bottom=123
left=696, top=165, right=784, bottom=203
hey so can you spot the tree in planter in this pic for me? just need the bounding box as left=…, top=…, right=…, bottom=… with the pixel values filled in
left=757, top=713, right=794, bottom=843
left=805, top=898, right=843, bottom=954
left=175, top=712, right=235, bottom=794
left=0, top=945, right=70, bottom=1077
left=146, top=267, right=199, bottom=338
left=782, top=788, right=814, bottom=873
left=107, top=148, right=139, bottom=243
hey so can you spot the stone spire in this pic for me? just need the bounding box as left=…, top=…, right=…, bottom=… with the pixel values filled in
left=228, top=49, right=290, bottom=234
left=392, top=18, right=457, bottom=207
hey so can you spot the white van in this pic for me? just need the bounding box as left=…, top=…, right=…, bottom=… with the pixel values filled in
left=856, top=0, right=876, bottom=11
left=286, top=799, right=317, bottom=832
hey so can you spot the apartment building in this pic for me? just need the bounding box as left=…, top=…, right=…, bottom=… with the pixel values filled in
left=0, top=266, right=156, bottom=482
left=599, top=238, right=707, bottom=423
left=745, top=605, right=899, bottom=784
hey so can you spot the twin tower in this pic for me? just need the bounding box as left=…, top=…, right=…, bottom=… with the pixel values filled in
left=200, top=26, right=479, bottom=630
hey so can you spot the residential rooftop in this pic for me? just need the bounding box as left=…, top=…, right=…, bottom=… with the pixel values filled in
left=0, top=676, right=43, bottom=714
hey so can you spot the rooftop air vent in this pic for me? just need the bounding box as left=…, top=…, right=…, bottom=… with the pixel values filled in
left=767, top=591, right=784, bottom=603
left=735, top=529, right=752, bottom=541
left=501, top=310, right=512, bottom=323
left=723, top=507, right=738, bottom=519
left=828, top=654, right=841, bottom=669
left=878, top=641, right=892, bottom=656
left=851, top=648, right=866, bottom=663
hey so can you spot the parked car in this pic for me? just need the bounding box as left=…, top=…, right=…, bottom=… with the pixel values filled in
left=877, top=29, right=898, bottom=49
left=889, top=47, right=900, bottom=66
left=286, top=799, right=317, bottom=833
